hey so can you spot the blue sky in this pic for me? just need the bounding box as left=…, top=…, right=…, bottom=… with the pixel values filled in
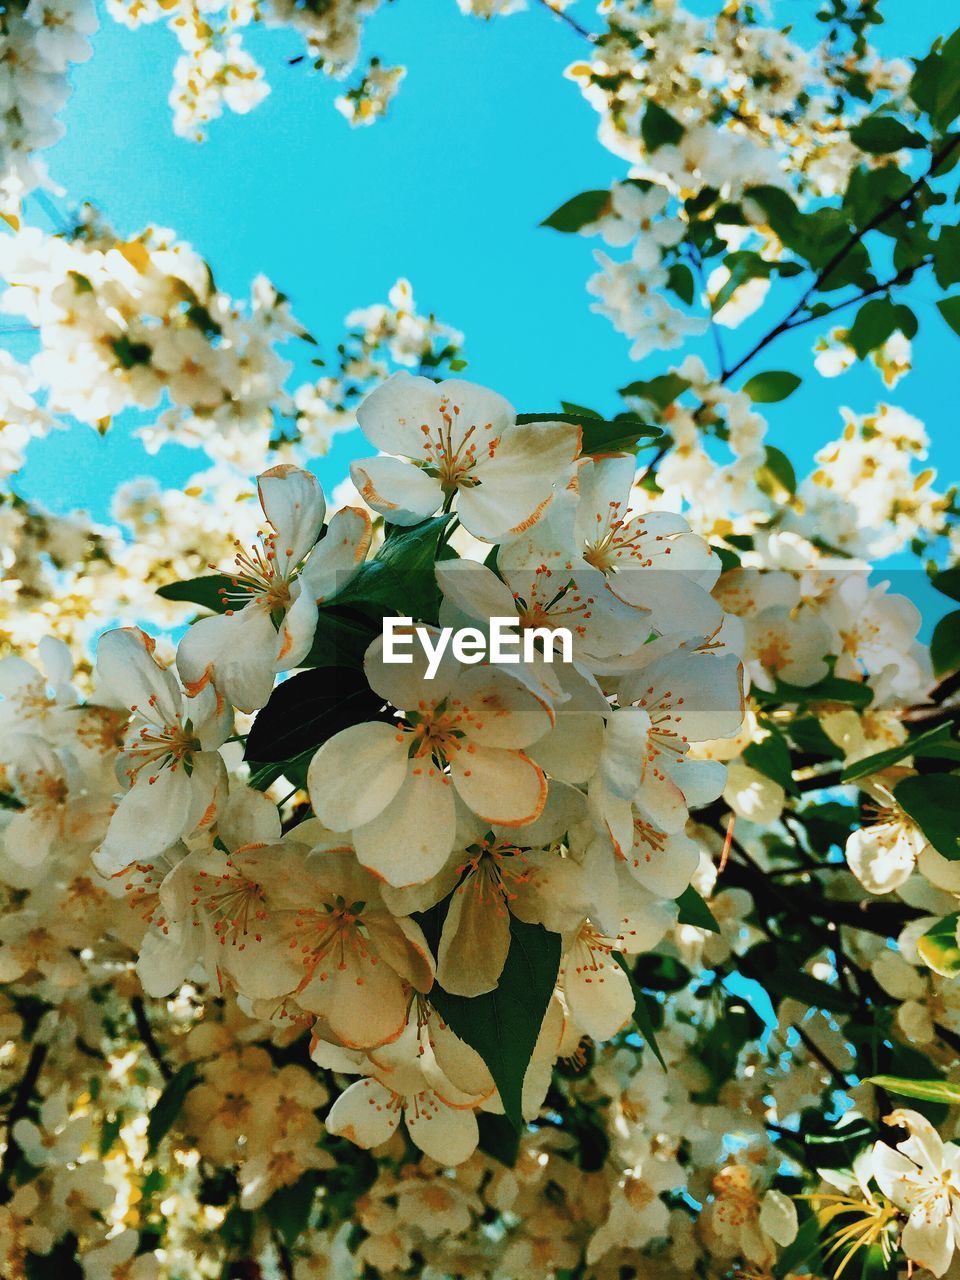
left=12, top=0, right=956, bottom=563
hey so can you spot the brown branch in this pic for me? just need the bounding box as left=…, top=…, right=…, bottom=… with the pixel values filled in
left=131, top=996, right=173, bottom=1082
left=533, top=0, right=597, bottom=41
left=721, top=133, right=960, bottom=387
left=0, top=1041, right=48, bottom=1204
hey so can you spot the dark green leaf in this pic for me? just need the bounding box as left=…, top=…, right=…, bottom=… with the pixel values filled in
left=244, top=666, right=389, bottom=763
left=758, top=673, right=873, bottom=710
left=426, top=917, right=561, bottom=1130
left=156, top=574, right=233, bottom=614
left=849, top=114, right=926, bottom=153
left=619, top=372, right=691, bottom=409
left=932, top=566, right=960, bottom=602
left=263, top=1172, right=321, bottom=1246
left=615, top=954, right=666, bottom=1068
left=334, top=514, right=453, bottom=622
left=937, top=296, right=960, bottom=336
left=147, top=1062, right=200, bottom=1155
left=303, top=605, right=380, bottom=669
left=541, top=189, right=610, bottom=233
left=935, top=225, right=960, bottom=289
left=713, top=250, right=773, bottom=313
left=931, top=609, right=960, bottom=675
left=666, top=262, right=695, bottom=305
left=675, top=886, right=721, bottom=933
left=911, top=33, right=960, bottom=131
left=743, top=728, right=798, bottom=795
left=516, top=412, right=661, bottom=455
left=742, top=371, right=802, bottom=403
left=847, top=297, right=916, bottom=359
left=774, top=1213, right=824, bottom=1279
left=25, top=1235, right=83, bottom=1280
left=842, top=722, right=960, bottom=781
left=476, top=1112, right=520, bottom=1167
left=895, top=774, right=960, bottom=859
left=641, top=101, right=684, bottom=151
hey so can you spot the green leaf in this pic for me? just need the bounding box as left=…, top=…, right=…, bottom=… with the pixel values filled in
left=244, top=666, right=389, bottom=763
left=641, top=101, right=684, bottom=151
left=867, top=1075, right=960, bottom=1106
left=917, top=912, right=960, bottom=977
left=937, top=295, right=960, bottom=336
left=774, top=1213, right=824, bottom=1279
left=666, top=262, right=695, bottom=305
left=476, top=1112, right=520, bottom=1167
left=846, top=297, right=916, bottom=359
left=615, top=955, right=666, bottom=1069
left=842, top=722, right=960, bottom=782
left=619, top=372, right=690, bottom=409
left=697, top=997, right=765, bottom=1094
left=147, top=1062, right=200, bottom=1155
left=515, top=412, right=661, bottom=456
left=541, top=189, right=610, bottom=232
left=742, top=371, right=802, bottom=403
left=334, top=513, right=453, bottom=622
left=895, top=774, right=960, bottom=859
left=675, top=886, right=721, bottom=933
left=110, top=334, right=152, bottom=369
left=263, top=1172, right=321, bottom=1246
left=935, top=225, right=960, bottom=289
left=559, top=400, right=601, bottom=418
left=743, top=728, right=798, bottom=795
left=911, top=32, right=960, bottom=131
left=712, top=250, right=772, bottom=312
left=426, top=916, right=561, bottom=1130
left=303, top=605, right=380, bottom=669
left=932, top=566, right=960, bottom=601
left=758, top=445, right=797, bottom=498
left=156, top=574, right=233, bottom=614
left=931, top=609, right=960, bottom=675
left=743, top=184, right=803, bottom=244
left=758, top=673, right=873, bottom=710
left=849, top=114, right=926, bottom=153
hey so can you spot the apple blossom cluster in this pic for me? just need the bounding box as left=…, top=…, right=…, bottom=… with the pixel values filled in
left=564, top=0, right=909, bottom=199
left=71, top=376, right=745, bottom=1157
left=2, top=4, right=960, bottom=1278
left=0, top=0, right=96, bottom=213
left=0, top=216, right=306, bottom=462
left=104, top=0, right=398, bottom=138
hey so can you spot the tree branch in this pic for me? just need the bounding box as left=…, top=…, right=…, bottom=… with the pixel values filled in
left=722, top=133, right=960, bottom=386
left=0, top=1041, right=48, bottom=1204
left=131, top=996, right=173, bottom=1082
left=533, top=0, right=597, bottom=41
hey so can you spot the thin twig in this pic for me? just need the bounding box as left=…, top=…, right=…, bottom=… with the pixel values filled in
left=721, top=134, right=960, bottom=387
left=533, top=0, right=597, bottom=41
left=0, top=1041, right=48, bottom=1204
left=131, top=996, right=173, bottom=1082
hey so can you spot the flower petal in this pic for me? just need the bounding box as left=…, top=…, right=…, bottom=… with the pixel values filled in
left=406, top=1094, right=479, bottom=1165
left=450, top=744, right=546, bottom=827
left=326, top=1078, right=401, bottom=1149
left=350, top=455, right=443, bottom=526
left=353, top=763, right=456, bottom=887
left=257, top=464, right=325, bottom=563
left=308, top=722, right=408, bottom=832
